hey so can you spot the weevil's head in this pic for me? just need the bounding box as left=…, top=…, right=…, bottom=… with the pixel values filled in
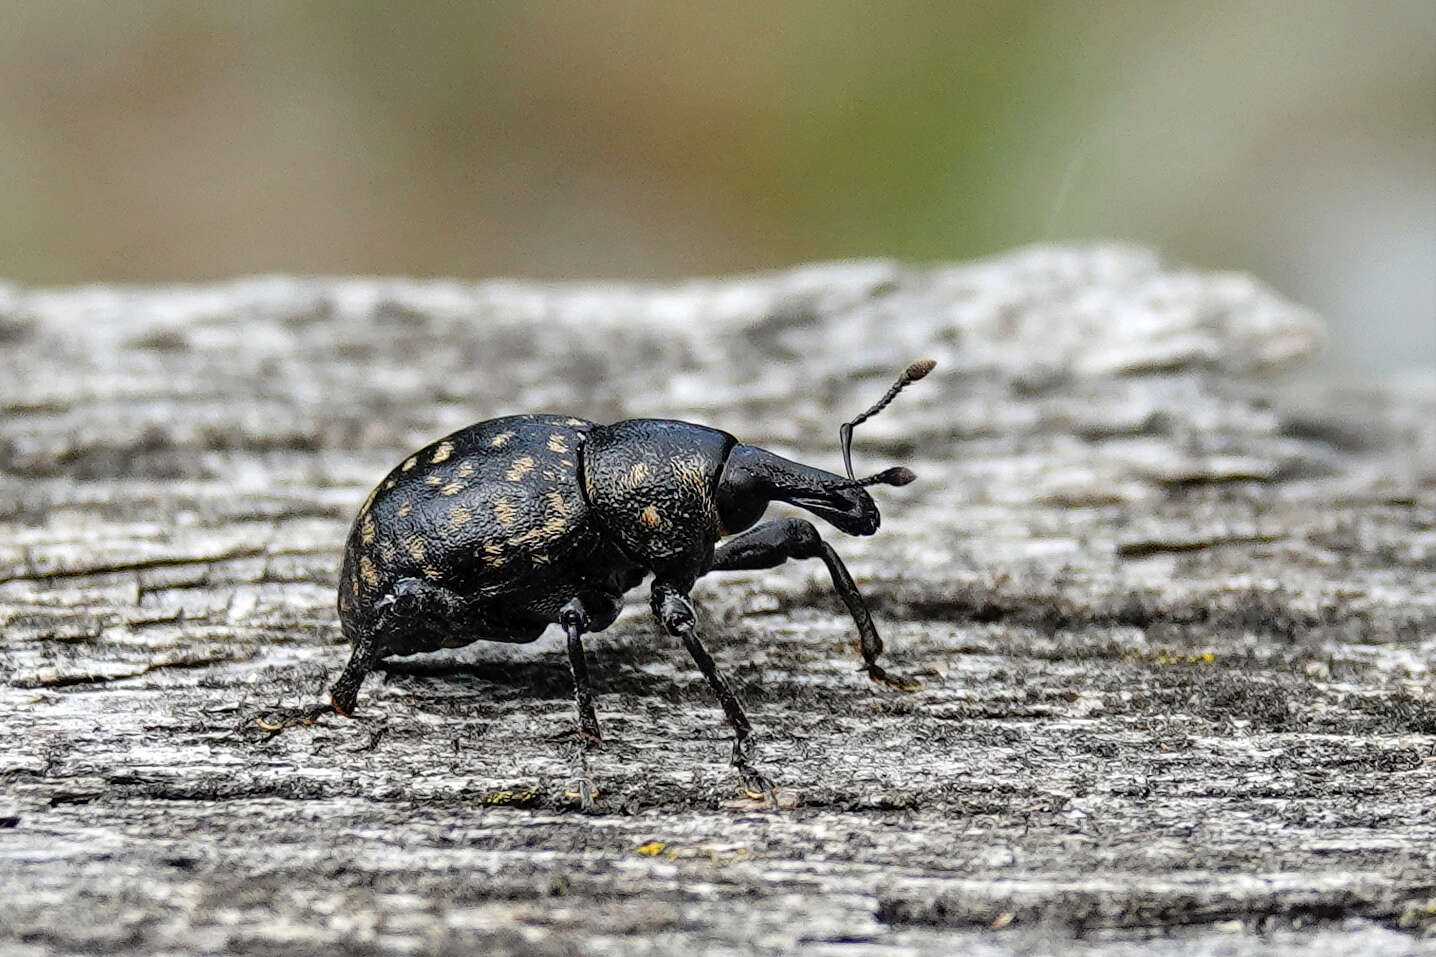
left=716, top=360, right=934, bottom=538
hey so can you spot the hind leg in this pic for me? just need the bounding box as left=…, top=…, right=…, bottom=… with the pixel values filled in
left=329, top=577, right=475, bottom=715
left=329, top=627, right=379, bottom=717
left=252, top=578, right=469, bottom=733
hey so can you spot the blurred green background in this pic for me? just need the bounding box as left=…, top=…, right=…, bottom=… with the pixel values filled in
left=1, top=1, right=1431, bottom=377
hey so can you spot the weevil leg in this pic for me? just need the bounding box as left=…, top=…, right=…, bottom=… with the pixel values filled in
left=559, top=598, right=603, bottom=746
left=559, top=597, right=601, bottom=810
left=327, top=577, right=471, bottom=720
left=651, top=582, right=777, bottom=804
left=249, top=624, right=377, bottom=732
left=708, top=517, right=920, bottom=691
left=328, top=625, right=379, bottom=717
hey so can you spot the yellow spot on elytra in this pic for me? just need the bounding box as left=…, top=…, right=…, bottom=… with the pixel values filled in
left=640, top=505, right=662, bottom=528
left=384, top=478, right=396, bottom=490
left=533, top=553, right=550, bottom=564
left=360, top=514, right=376, bottom=545
left=360, top=487, right=378, bottom=514
left=483, top=543, right=507, bottom=565
left=560, top=459, right=574, bottom=468
left=440, top=481, right=463, bottom=496
left=565, top=418, right=586, bottom=427
left=405, top=537, right=427, bottom=564
left=547, top=434, right=568, bottom=453
left=490, top=431, right=516, bottom=448
left=402, top=456, right=418, bottom=471
left=359, top=555, right=379, bottom=586
left=379, top=540, right=397, bottom=563
left=545, top=491, right=568, bottom=517
left=449, top=505, right=472, bottom=527
left=422, top=565, right=442, bottom=581
left=508, top=512, right=568, bottom=549
left=397, top=499, right=412, bottom=518
left=425, top=474, right=443, bottom=486
left=506, top=456, right=536, bottom=481
left=431, top=441, right=453, bottom=463
left=350, top=577, right=360, bottom=596
left=628, top=462, right=649, bottom=485
left=457, top=459, right=476, bottom=477
left=493, top=497, right=517, bottom=526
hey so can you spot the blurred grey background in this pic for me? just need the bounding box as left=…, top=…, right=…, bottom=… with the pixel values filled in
left=1, top=1, right=1431, bottom=379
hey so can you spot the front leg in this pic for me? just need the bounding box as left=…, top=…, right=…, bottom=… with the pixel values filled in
left=650, top=582, right=775, bottom=803
left=709, top=517, right=920, bottom=690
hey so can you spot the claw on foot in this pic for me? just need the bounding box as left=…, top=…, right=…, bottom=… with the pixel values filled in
left=565, top=778, right=599, bottom=810
left=251, top=703, right=334, bottom=732
left=739, top=769, right=777, bottom=804
left=865, top=662, right=922, bottom=692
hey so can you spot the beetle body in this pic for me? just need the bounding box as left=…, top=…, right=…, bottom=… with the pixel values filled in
left=319, top=362, right=935, bottom=803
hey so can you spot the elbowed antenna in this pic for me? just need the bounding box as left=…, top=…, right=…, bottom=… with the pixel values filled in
left=840, top=359, right=936, bottom=485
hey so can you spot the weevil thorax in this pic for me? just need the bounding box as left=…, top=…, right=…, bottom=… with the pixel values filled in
left=580, top=418, right=735, bottom=576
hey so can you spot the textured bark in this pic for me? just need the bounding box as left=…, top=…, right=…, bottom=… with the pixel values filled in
left=1, top=245, right=1433, bottom=956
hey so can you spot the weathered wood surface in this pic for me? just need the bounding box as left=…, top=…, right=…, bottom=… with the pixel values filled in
left=1, top=245, right=1433, bottom=955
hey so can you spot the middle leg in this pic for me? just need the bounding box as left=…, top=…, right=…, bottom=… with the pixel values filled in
left=651, top=581, right=775, bottom=802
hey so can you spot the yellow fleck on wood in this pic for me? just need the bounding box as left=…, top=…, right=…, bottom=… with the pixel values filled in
left=397, top=499, right=412, bottom=518
left=402, top=456, right=418, bottom=471
left=636, top=842, right=666, bottom=856
left=359, top=555, right=379, bottom=586
left=457, top=459, right=476, bottom=477
left=440, top=481, right=464, bottom=496
left=547, top=433, right=569, bottom=453
left=505, top=456, right=536, bottom=481
left=490, top=430, right=516, bottom=448
left=360, top=513, right=376, bottom=544
left=493, top=497, right=517, bottom=526
left=431, top=441, right=454, bottom=463
left=405, top=536, right=427, bottom=563
left=640, top=505, right=662, bottom=528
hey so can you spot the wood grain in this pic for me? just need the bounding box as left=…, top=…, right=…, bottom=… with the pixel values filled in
left=2, top=245, right=1433, bottom=955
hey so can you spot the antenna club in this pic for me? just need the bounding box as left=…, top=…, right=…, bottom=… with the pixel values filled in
left=859, top=466, right=916, bottom=487
left=903, top=359, right=937, bottom=382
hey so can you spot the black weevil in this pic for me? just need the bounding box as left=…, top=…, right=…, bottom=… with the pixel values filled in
left=274, top=360, right=934, bottom=800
